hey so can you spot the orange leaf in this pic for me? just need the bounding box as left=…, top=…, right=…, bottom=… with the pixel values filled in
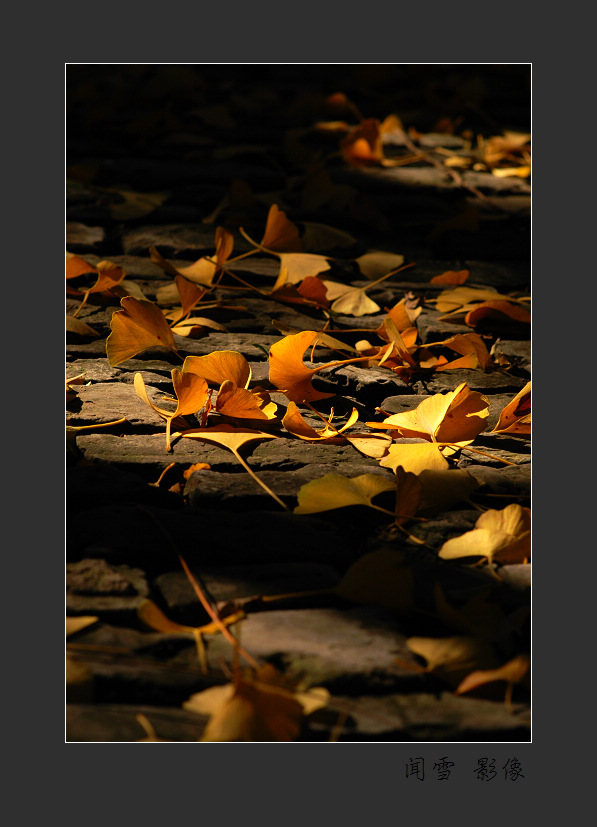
left=340, top=119, right=384, bottom=165
left=182, top=351, right=252, bottom=389
left=260, top=204, right=302, bottom=253
left=106, top=297, right=179, bottom=366
left=492, top=382, right=531, bottom=435
left=268, top=331, right=334, bottom=404
left=216, top=380, right=276, bottom=420
left=282, top=401, right=357, bottom=442
left=65, top=253, right=98, bottom=279
left=465, top=300, right=531, bottom=327
left=430, top=269, right=470, bottom=285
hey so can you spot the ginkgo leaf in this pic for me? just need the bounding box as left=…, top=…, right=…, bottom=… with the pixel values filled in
left=276, top=253, right=331, bottom=284
left=270, top=273, right=330, bottom=309
left=106, top=297, right=178, bottom=366
left=340, top=119, right=384, bottom=165
left=492, top=382, right=531, bottom=435
left=383, top=298, right=421, bottom=332
left=175, top=424, right=285, bottom=509
left=334, top=548, right=415, bottom=612
left=465, top=300, right=531, bottom=327
left=356, top=251, right=405, bottom=280
left=435, top=286, right=517, bottom=314
left=454, top=653, right=531, bottom=696
left=294, top=473, right=395, bottom=515
left=65, top=616, right=99, bottom=637
left=271, top=321, right=358, bottom=355
left=260, top=204, right=302, bottom=253
left=383, top=318, right=418, bottom=366
left=66, top=315, right=100, bottom=337
left=345, top=433, right=393, bottom=458
left=268, top=331, right=334, bottom=403
left=430, top=269, right=470, bottom=285
left=379, top=442, right=450, bottom=474
left=330, top=289, right=381, bottom=317
left=216, top=380, right=276, bottom=420
left=135, top=369, right=209, bottom=451
left=366, top=383, right=489, bottom=447
left=182, top=351, right=252, bottom=390
left=282, top=402, right=358, bottom=442
left=66, top=252, right=97, bottom=279
left=438, top=503, right=531, bottom=565
left=174, top=275, right=206, bottom=317
left=137, top=598, right=243, bottom=636
left=430, top=332, right=492, bottom=369
left=171, top=317, right=228, bottom=337
left=406, top=636, right=501, bottom=688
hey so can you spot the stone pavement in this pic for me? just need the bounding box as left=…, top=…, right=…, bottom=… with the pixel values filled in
left=66, top=65, right=531, bottom=742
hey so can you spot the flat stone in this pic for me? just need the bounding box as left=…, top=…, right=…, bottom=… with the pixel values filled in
left=207, top=606, right=426, bottom=692
left=66, top=559, right=149, bottom=616
left=415, top=310, right=473, bottom=343
left=154, top=562, right=341, bottom=625
left=412, top=369, right=528, bottom=395
left=491, top=339, right=531, bottom=374
left=174, top=332, right=280, bottom=360
left=67, top=359, right=174, bottom=387
left=66, top=704, right=208, bottom=742
left=66, top=382, right=174, bottom=429
left=322, top=692, right=530, bottom=741
left=464, top=463, right=531, bottom=496
left=313, top=365, right=411, bottom=407
left=66, top=221, right=105, bottom=252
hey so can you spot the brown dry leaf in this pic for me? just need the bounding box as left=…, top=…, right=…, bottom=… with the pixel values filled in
left=438, top=503, right=531, bottom=565
left=366, top=383, right=489, bottom=448
left=380, top=441, right=450, bottom=475
left=430, top=269, right=470, bottom=285
left=406, top=636, right=500, bottom=688
left=455, top=653, right=531, bottom=695
left=66, top=315, right=100, bottom=338
left=182, top=351, right=252, bottom=390
left=334, top=548, right=415, bottom=613
left=260, top=204, right=302, bottom=253
left=66, top=616, right=99, bottom=637
left=282, top=402, right=358, bottom=442
left=356, top=250, right=405, bottom=280
left=268, top=331, right=335, bottom=403
left=294, top=473, right=395, bottom=515
left=465, top=300, right=531, bottom=328
left=135, top=369, right=209, bottom=451
left=492, top=382, right=531, bottom=435
left=216, top=379, right=277, bottom=421
left=106, top=297, right=179, bottom=366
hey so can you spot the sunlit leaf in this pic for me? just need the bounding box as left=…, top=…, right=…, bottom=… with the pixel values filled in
left=356, top=250, right=405, bottom=280
left=407, top=636, right=500, bottom=688
left=491, top=382, right=531, bottom=435
left=268, top=331, right=334, bottom=403
left=216, top=379, right=277, bottom=420
left=106, top=297, right=178, bottom=366
left=379, top=441, right=450, bottom=474
left=294, top=473, right=395, bottom=514
left=276, top=253, right=331, bottom=284
left=345, top=433, right=392, bottom=458
left=330, top=288, right=381, bottom=317
left=438, top=503, right=531, bottom=565
left=465, top=300, right=531, bottom=328
left=134, top=369, right=209, bottom=451
left=282, top=402, right=357, bottom=442
left=66, top=616, right=99, bottom=637
left=455, top=653, right=531, bottom=695
left=182, top=351, right=252, bottom=390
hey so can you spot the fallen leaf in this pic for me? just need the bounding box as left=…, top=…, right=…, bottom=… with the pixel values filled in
left=438, top=503, right=531, bottom=565
left=356, top=250, right=405, bottom=280
left=455, top=653, right=531, bottom=695
left=107, top=187, right=169, bottom=220
left=106, top=297, right=179, bottom=366
left=345, top=433, right=393, bottom=458
left=340, top=119, right=384, bottom=165
left=66, top=315, right=100, bottom=337
left=216, top=379, right=277, bottom=421
left=275, top=253, right=331, bottom=284
left=183, top=462, right=212, bottom=479
left=282, top=402, right=358, bottom=442
left=465, top=300, right=531, bottom=328
left=65, top=253, right=97, bottom=279
left=171, top=317, right=228, bottom=337
left=294, top=473, right=395, bottom=515
left=66, top=616, right=99, bottom=637
left=268, top=331, right=334, bottom=403
left=491, top=166, right=531, bottom=178
left=435, top=286, right=512, bottom=314
left=430, top=269, right=470, bottom=285
left=134, top=369, right=209, bottom=451
left=492, top=382, right=531, bottom=435
left=260, top=204, right=302, bottom=252
left=406, top=636, right=500, bottom=687
left=379, top=441, right=450, bottom=474
left=182, top=351, right=252, bottom=390
left=366, top=383, right=489, bottom=448
left=330, top=288, right=381, bottom=316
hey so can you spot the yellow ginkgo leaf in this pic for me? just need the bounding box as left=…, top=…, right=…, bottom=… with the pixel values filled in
left=491, top=382, right=531, bottom=435
left=367, top=383, right=489, bottom=448
left=379, top=442, right=450, bottom=475
left=134, top=369, right=209, bottom=451
left=455, top=653, right=531, bottom=696
left=356, top=250, right=405, bottom=280
left=282, top=402, right=358, bottom=442
left=330, top=289, right=381, bottom=317
left=66, top=315, right=100, bottom=337
left=276, top=253, right=331, bottom=284
left=66, top=252, right=97, bottom=279
left=294, top=473, right=395, bottom=515
left=435, top=286, right=512, bottom=313
left=438, top=503, right=531, bottom=565
left=182, top=351, right=252, bottom=390
left=431, top=332, right=492, bottom=370
left=345, top=433, right=392, bottom=458
left=66, top=616, right=99, bottom=637
left=106, top=296, right=179, bottom=366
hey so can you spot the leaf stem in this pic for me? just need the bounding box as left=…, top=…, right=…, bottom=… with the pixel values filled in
left=232, top=448, right=289, bottom=511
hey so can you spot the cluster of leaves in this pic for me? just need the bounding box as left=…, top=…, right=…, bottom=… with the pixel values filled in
left=66, top=203, right=531, bottom=741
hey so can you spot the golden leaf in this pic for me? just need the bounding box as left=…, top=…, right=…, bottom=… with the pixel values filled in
left=106, top=297, right=178, bottom=366
left=268, top=331, right=334, bottom=403
left=282, top=402, right=358, bottom=442
left=492, top=382, right=531, bottom=435
left=407, top=636, right=500, bottom=688
left=294, top=473, right=395, bottom=515
left=438, top=503, right=531, bottom=565
left=182, top=351, right=252, bottom=390
left=379, top=442, right=450, bottom=475
left=260, top=204, right=302, bottom=253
